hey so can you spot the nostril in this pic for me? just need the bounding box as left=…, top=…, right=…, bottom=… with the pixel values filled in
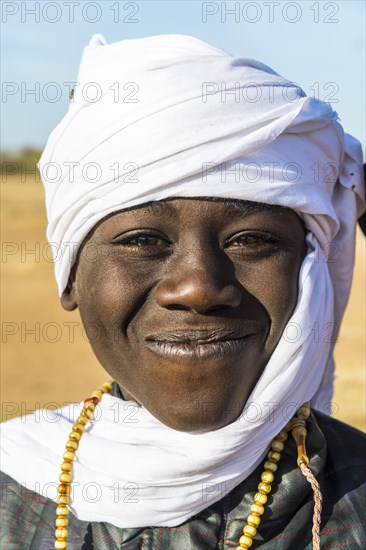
left=189, top=302, right=237, bottom=315
left=202, top=303, right=232, bottom=313
left=165, top=304, right=191, bottom=311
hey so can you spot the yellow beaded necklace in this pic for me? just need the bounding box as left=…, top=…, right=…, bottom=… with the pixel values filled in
left=55, top=383, right=322, bottom=550
left=54, top=380, right=113, bottom=549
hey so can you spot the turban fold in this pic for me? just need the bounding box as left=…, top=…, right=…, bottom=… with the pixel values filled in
left=2, top=33, right=363, bottom=528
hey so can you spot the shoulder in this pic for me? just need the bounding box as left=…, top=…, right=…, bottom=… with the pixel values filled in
left=0, top=471, right=88, bottom=549
left=313, top=410, right=366, bottom=469
left=313, top=412, right=366, bottom=546
left=0, top=471, right=57, bottom=549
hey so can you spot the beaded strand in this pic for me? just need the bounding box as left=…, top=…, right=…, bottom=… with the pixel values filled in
left=236, top=402, right=315, bottom=549
left=54, top=380, right=113, bottom=550
left=235, top=422, right=292, bottom=549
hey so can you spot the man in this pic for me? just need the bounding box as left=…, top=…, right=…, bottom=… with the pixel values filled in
left=1, top=34, right=365, bottom=549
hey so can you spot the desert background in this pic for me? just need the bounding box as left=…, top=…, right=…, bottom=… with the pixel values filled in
left=1, top=156, right=365, bottom=431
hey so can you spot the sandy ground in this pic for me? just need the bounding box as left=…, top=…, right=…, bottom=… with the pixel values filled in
left=1, top=176, right=365, bottom=430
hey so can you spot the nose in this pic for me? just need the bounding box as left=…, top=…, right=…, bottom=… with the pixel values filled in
left=155, top=249, right=242, bottom=314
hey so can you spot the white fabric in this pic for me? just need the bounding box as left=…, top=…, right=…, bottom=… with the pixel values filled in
left=1, top=34, right=364, bottom=528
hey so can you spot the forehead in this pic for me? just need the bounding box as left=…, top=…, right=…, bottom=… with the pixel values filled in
left=94, top=198, right=301, bottom=233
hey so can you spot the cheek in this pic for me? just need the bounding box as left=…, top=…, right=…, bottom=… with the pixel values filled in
left=76, top=253, right=155, bottom=341
left=237, top=256, right=300, bottom=349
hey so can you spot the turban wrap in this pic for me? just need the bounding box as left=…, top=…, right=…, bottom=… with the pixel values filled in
left=2, top=34, right=364, bottom=528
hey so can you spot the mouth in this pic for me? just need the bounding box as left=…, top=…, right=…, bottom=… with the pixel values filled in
left=144, top=328, right=258, bottom=362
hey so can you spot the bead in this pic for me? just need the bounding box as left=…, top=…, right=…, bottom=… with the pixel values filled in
left=63, top=451, right=75, bottom=462
left=267, top=450, right=281, bottom=463
left=85, top=397, right=99, bottom=407
left=55, top=541, right=67, bottom=549
left=83, top=407, right=93, bottom=419
left=76, top=415, right=88, bottom=426
left=56, top=505, right=69, bottom=516
left=244, top=525, right=257, bottom=537
left=239, top=535, right=253, bottom=547
left=263, top=460, right=277, bottom=473
left=292, top=425, right=307, bottom=440
left=102, top=381, right=113, bottom=392
left=65, top=440, right=78, bottom=451
left=61, top=462, right=73, bottom=472
left=258, top=482, right=271, bottom=494
left=247, top=514, right=261, bottom=527
left=250, top=503, right=265, bottom=516
left=69, top=431, right=81, bottom=442
left=59, top=472, right=72, bottom=483
left=254, top=492, right=268, bottom=505
left=284, top=421, right=293, bottom=432
left=84, top=401, right=95, bottom=411
left=271, top=440, right=284, bottom=452
left=57, top=484, right=71, bottom=495
left=92, top=390, right=103, bottom=400
left=57, top=495, right=70, bottom=505
left=261, top=471, right=274, bottom=484
left=297, top=403, right=310, bottom=419
left=56, top=517, right=69, bottom=527
left=72, top=423, right=84, bottom=434
left=276, top=430, right=289, bottom=442
left=55, top=528, right=68, bottom=539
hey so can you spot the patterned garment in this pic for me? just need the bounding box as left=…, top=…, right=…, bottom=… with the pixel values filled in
left=1, top=410, right=365, bottom=550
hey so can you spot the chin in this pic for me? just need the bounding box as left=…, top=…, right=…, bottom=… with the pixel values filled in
left=151, top=401, right=244, bottom=433
left=169, top=420, right=231, bottom=434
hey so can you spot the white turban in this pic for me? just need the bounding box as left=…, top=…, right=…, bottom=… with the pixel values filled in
left=2, top=34, right=364, bottom=528
left=39, top=34, right=364, bottom=298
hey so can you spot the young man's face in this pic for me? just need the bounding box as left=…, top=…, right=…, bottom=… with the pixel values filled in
left=61, top=198, right=306, bottom=432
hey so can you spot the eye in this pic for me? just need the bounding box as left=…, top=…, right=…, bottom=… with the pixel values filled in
left=113, top=231, right=171, bottom=251
left=124, top=235, right=165, bottom=247
left=225, top=231, right=280, bottom=255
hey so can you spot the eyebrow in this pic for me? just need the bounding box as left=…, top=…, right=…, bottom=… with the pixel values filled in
left=146, top=198, right=287, bottom=217
left=126, top=197, right=289, bottom=220
left=144, top=201, right=176, bottom=216
left=221, top=199, right=288, bottom=218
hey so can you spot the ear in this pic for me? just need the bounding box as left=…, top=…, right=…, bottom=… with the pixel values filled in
left=60, top=272, right=78, bottom=311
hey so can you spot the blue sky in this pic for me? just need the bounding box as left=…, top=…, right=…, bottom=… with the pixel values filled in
left=1, top=0, right=365, bottom=150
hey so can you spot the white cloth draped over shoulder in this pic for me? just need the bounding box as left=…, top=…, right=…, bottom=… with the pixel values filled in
left=1, top=34, right=364, bottom=528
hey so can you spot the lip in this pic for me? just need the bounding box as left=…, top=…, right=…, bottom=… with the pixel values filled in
left=144, top=327, right=258, bottom=363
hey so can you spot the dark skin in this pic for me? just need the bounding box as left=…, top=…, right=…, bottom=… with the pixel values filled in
left=61, top=198, right=307, bottom=433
